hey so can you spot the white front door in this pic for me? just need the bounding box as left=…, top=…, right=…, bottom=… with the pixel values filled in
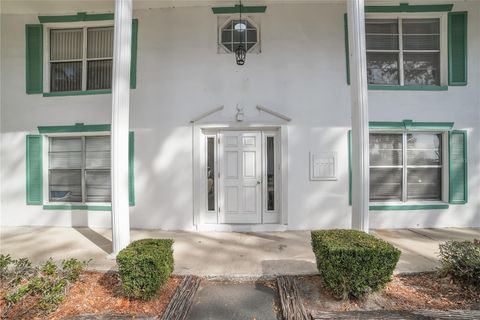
left=218, top=131, right=262, bottom=224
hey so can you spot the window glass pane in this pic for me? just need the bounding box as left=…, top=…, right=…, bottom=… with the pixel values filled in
left=407, top=168, right=442, bottom=200
left=87, top=59, right=112, bottom=90
left=403, top=35, right=440, bottom=51
left=50, top=29, right=83, bottom=61
left=407, top=133, right=442, bottom=165
left=246, top=30, right=257, bottom=43
left=366, top=19, right=399, bottom=34
left=402, top=19, right=440, bottom=35
left=50, top=61, right=82, bottom=92
left=233, top=30, right=244, bottom=43
left=370, top=168, right=402, bottom=201
left=367, top=53, right=400, bottom=85
left=366, top=35, right=399, bottom=50
left=403, top=19, right=440, bottom=51
left=207, top=138, right=215, bottom=211
left=87, top=27, right=114, bottom=59
left=86, top=169, right=111, bottom=202
left=222, top=30, right=232, bottom=43
left=403, top=53, right=440, bottom=86
left=49, top=137, right=82, bottom=169
left=370, top=134, right=403, bottom=166
left=86, top=136, right=110, bottom=169
left=49, top=169, right=82, bottom=202
left=366, top=19, right=399, bottom=50
left=266, top=137, right=275, bottom=211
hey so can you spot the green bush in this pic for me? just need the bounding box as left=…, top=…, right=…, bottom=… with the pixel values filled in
left=439, top=239, right=480, bottom=288
left=311, top=229, right=401, bottom=299
left=116, top=239, right=174, bottom=300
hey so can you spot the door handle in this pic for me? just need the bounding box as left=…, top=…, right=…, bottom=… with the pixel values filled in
left=257, top=180, right=262, bottom=185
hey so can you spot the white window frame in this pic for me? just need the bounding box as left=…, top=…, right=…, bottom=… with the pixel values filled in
left=218, top=16, right=260, bottom=54
left=42, top=131, right=111, bottom=206
left=365, top=12, right=448, bottom=86
left=369, top=130, right=449, bottom=204
left=43, top=20, right=114, bottom=93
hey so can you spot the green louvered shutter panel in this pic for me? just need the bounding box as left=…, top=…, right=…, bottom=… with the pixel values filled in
left=129, top=131, right=135, bottom=206
left=26, top=135, right=43, bottom=205
left=130, top=19, right=138, bottom=89
left=344, top=14, right=351, bottom=85
left=449, top=130, right=467, bottom=204
left=25, top=24, right=43, bottom=94
left=448, top=12, right=468, bottom=86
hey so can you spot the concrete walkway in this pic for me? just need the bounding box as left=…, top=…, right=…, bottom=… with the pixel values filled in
left=1, top=227, right=479, bottom=277
left=373, top=228, right=480, bottom=273
left=188, top=282, right=280, bottom=320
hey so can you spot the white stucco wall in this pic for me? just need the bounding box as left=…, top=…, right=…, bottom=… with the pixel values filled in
left=1, top=2, right=479, bottom=230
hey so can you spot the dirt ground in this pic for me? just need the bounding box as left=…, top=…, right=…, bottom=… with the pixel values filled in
left=297, top=273, right=480, bottom=313
left=1, top=272, right=181, bottom=319
left=48, top=272, right=181, bottom=319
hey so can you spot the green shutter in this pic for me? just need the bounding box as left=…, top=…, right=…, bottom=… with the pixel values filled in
left=129, top=131, right=135, bottom=206
left=448, top=12, right=468, bottom=86
left=348, top=130, right=352, bottom=205
left=26, top=135, right=43, bottom=205
left=449, top=130, right=467, bottom=204
left=130, top=19, right=138, bottom=89
left=25, top=24, right=43, bottom=94
left=344, top=14, right=351, bottom=85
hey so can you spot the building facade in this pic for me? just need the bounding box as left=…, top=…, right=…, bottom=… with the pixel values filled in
left=1, top=0, right=479, bottom=233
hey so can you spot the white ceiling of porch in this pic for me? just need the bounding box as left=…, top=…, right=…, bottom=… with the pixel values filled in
left=1, top=0, right=476, bottom=14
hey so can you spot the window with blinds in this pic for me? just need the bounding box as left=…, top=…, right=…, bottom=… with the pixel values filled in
left=49, top=136, right=111, bottom=203
left=369, top=132, right=442, bottom=202
left=49, top=26, right=113, bottom=92
left=366, top=18, right=441, bottom=86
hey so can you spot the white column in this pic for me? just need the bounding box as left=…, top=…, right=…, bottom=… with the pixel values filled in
left=348, top=0, right=370, bottom=233
left=111, top=0, right=132, bottom=255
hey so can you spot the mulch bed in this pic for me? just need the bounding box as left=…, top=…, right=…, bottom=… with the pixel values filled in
left=297, top=273, right=480, bottom=314
left=46, top=272, right=181, bottom=319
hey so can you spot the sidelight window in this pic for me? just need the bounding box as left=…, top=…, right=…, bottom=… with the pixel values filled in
left=206, top=137, right=216, bottom=211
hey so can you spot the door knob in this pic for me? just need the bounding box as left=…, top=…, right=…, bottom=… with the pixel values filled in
left=257, top=180, right=261, bottom=185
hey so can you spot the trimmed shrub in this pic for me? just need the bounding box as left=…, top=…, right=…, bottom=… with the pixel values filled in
left=439, top=239, right=480, bottom=288
left=311, top=229, right=401, bottom=299
left=116, top=239, right=174, bottom=300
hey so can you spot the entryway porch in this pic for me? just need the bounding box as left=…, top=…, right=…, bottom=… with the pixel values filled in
left=2, top=227, right=478, bottom=277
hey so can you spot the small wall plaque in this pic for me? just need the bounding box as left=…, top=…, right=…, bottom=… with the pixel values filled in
left=310, top=152, right=337, bottom=181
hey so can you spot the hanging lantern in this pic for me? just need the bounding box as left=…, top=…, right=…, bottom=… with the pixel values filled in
left=235, top=45, right=246, bottom=65
left=235, top=0, right=246, bottom=66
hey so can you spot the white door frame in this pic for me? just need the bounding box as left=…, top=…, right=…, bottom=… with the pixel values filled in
left=193, top=123, right=288, bottom=229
